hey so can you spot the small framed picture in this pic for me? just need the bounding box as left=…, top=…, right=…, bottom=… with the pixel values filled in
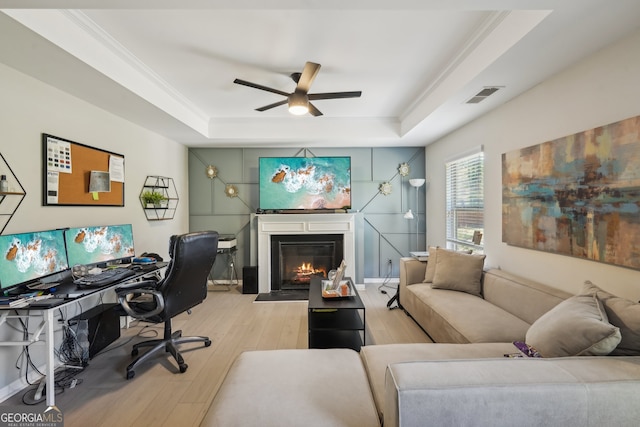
left=89, top=171, right=111, bottom=192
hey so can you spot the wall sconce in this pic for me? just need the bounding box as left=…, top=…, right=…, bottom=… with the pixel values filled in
left=205, top=165, right=218, bottom=179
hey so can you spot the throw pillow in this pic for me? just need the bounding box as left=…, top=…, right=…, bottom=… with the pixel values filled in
left=525, top=294, right=621, bottom=358
left=431, top=248, right=485, bottom=297
left=581, top=281, right=640, bottom=356
left=422, top=246, right=439, bottom=283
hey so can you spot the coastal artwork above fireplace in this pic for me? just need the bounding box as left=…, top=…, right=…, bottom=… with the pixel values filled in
left=502, top=114, right=640, bottom=270
left=259, top=156, right=351, bottom=211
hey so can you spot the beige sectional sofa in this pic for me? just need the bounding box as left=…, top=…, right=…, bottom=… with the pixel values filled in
left=398, top=256, right=573, bottom=343
left=204, top=250, right=640, bottom=426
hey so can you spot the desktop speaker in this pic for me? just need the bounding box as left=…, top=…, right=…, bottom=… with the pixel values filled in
left=70, top=303, right=121, bottom=361
left=242, top=266, right=258, bottom=294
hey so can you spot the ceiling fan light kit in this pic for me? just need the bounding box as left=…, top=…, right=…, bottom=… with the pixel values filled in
left=288, top=92, right=309, bottom=115
left=234, top=61, right=361, bottom=116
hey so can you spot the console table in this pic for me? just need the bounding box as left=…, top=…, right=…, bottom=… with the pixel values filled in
left=308, top=276, right=365, bottom=351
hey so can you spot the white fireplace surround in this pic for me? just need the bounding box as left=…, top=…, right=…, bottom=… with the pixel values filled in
left=257, top=214, right=356, bottom=293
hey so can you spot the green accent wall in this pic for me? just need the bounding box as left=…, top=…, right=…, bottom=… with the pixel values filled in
left=188, top=147, right=425, bottom=282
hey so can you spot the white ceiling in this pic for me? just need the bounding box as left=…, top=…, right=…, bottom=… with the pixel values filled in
left=1, top=1, right=639, bottom=148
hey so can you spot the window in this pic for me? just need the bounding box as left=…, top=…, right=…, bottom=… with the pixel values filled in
left=445, top=150, right=484, bottom=252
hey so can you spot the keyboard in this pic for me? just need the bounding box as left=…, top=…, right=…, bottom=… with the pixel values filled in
left=27, top=281, right=59, bottom=290
left=74, top=268, right=137, bottom=287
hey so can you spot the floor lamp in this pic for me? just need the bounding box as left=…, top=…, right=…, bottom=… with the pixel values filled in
left=405, top=178, right=425, bottom=250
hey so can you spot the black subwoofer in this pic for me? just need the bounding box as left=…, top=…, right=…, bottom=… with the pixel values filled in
left=242, top=266, right=258, bottom=294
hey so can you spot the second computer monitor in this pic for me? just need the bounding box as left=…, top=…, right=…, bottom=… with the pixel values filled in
left=65, top=224, right=135, bottom=267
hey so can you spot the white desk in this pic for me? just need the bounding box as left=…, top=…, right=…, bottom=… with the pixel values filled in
left=1, top=292, right=106, bottom=407
left=0, top=266, right=164, bottom=407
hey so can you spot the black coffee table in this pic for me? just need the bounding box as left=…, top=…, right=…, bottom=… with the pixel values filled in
left=308, top=276, right=365, bottom=351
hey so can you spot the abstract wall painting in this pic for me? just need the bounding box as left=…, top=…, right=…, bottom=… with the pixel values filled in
left=502, top=115, right=640, bottom=270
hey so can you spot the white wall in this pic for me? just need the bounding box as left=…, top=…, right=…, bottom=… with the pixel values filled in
left=0, top=62, right=189, bottom=256
left=426, top=28, right=640, bottom=302
left=0, top=62, right=189, bottom=398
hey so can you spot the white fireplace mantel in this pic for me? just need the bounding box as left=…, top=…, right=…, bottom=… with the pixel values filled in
left=256, top=213, right=356, bottom=293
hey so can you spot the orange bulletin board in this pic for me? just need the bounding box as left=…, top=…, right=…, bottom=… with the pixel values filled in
left=42, top=134, right=125, bottom=206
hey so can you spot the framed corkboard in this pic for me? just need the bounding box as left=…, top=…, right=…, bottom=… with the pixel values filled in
left=42, top=134, right=125, bottom=206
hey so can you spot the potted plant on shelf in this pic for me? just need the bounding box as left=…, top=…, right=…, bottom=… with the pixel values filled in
left=141, top=190, right=167, bottom=208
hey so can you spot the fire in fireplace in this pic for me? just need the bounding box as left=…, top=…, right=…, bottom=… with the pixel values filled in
left=271, top=234, right=344, bottom=290
left=293, top=262, right=327, bottom=283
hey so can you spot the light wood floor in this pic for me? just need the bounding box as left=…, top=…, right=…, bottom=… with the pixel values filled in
left=5, top=284, right=430, bottom=426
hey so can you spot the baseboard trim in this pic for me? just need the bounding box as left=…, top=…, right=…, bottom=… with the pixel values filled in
left=207, top=279, right=242, bottom=286
left=0, top=364, right=48, bottom=403
left=363, top=277, right=399, bottom=284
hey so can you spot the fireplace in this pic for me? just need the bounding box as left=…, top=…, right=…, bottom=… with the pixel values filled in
left=271, top=234, right=344, bottom=290
left=255, top=213, right=356, bottom=293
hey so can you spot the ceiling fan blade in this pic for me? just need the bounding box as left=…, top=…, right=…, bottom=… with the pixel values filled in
left=308, top=91, right=362, bottom=100
left=233, top=79, right=289, bottom=97
left=255, top=99, right=288, bottom=112
left=308, top=102, right=323, bottom=117
left=296, top=62, right=321, bottom=93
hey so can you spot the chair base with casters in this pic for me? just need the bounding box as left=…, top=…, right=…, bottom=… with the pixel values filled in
left=126, top=318, right=212, bottom=379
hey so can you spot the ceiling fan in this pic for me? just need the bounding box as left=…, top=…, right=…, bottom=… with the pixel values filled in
left=233, top=61, right=361, bottom=117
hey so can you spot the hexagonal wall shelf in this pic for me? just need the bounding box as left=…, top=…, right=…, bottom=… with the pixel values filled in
left=0, top=152, right=26, bottom=234
left=139, top=176, right=179, bottom=221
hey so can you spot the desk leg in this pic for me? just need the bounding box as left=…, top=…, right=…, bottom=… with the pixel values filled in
left=45, top=309, right=55, bottom=407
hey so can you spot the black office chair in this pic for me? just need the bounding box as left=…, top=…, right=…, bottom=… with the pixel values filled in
left=115, top=230, right=219, bottom=379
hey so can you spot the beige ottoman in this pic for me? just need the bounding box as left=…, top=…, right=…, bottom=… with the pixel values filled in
left=202, top=348, right=380, bottom=427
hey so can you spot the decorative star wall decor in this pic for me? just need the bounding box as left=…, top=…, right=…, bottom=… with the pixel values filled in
left=398, top=162, right=410, bottom=177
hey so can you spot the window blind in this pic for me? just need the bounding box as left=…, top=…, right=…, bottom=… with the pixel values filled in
left=445, top=151, right=484, bottom=251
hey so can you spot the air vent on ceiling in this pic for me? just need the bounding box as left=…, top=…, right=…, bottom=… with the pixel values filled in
left=466, top=87, right=502, bottom=104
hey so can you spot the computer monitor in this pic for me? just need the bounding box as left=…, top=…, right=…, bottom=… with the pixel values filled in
left=0, top=229, right=69, bottom=293
left=64, top=224, right=135, bottom=268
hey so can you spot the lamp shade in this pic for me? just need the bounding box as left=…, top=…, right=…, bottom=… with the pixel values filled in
left=404, top=209, right=414, bottom=219
left=409, top=178, right=426, bottom=187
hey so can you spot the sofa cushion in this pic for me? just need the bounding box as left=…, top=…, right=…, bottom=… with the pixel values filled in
left=422, top=246, right=438, bottom=282
left=431, top=248, right=485, bottom=297
left=360, top=343, right=515, bottom=420
left=526, top=294, right=621, bottom=357
left=406, top=283, right=531, bottom=343
left=581, top=280, right=640, bottom=356
left=482, top=269, right=571, bottom=325
left=203, top=349, right=380, bottom=427
left=384, top=357, right=640, bottom=427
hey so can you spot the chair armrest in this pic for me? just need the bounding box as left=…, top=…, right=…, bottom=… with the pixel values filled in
left=114, top=279, right=158, bottom=294
left=115, top=279, right=165, bottom=319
